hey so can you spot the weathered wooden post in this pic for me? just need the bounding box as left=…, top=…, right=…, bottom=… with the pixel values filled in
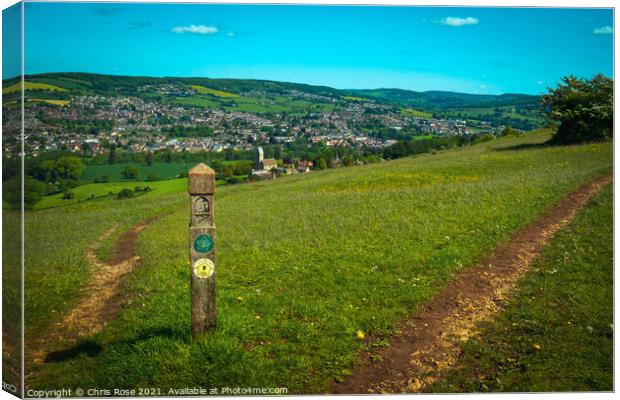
left=188, top=163, right=216, bottom=337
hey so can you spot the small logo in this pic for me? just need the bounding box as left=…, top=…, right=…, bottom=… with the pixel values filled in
left=193, top=258, right=215, bottom=278
left=194, top=234, right=214, bottom=253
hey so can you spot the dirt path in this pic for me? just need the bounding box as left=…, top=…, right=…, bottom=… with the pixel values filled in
left=28, top=217, right=156, bottom=366
left=333, top=174, right=612, bottom=394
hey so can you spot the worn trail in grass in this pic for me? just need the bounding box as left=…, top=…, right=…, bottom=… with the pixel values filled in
left=333, top=174, right=612, bottom=394
left=432, top=184, right=613, bottom=392
left=27, top=217, right=157, bottom=370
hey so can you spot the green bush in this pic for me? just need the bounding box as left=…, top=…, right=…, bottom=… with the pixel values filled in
left=473, top=133, right=495, bottom=144
left=121, top=166, right=139, bottom=180
left=117, top=188, right=135, bottom=199
left=95, top=175, right=109, bottom=183
left=3, top=176, right=47, bottom=209
left=501, top=126, right=521, bottom=137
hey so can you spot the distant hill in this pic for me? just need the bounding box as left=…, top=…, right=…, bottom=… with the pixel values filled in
left=352, top=88, right=540, bottom=110
left=8, top=72, right=540, bottom=106
left=7, top=72, right=348, bottom=98
left=3, top=72, right=545, bottom=130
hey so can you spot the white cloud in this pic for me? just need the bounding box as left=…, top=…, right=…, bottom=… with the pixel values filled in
left=439, top=17, right=479, bottom=27
left=593, top=26, right=613, bottom=34
left=172, top=25, right=218, bottom=35
left=537, top=81, right=544, bottom=85
left=227, top=32, right=236, bottom=38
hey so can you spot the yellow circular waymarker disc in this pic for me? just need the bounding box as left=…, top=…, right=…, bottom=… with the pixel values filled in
left=193, top=258, right=215, bottom=279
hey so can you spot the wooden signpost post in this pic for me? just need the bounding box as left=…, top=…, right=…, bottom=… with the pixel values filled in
left=188, top=163, right=217, bottom=337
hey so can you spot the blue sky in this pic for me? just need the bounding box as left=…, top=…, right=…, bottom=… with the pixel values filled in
left=7, top=3, right=615, bottom=94
left=2, top=2, right=21, bottom=79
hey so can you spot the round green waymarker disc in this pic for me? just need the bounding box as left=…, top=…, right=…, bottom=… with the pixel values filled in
left=194, top=234, right=214, bottom=253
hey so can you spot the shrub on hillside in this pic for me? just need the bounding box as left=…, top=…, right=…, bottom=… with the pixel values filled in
left=542, top=74, right=613, bottom=144
left=473, top=133, right=495, bottom=144
left=147, top=173, right=160, bottom=182
left=133, top=185, right=152, bottom=193
left=117, top=188, right=135, bottom=199
left=501, top=126, right=521, bottom=137
left=94, top=175, right=109, bottom=183
left=3, top=176, right=47, bottom=209
left=121, top=166, right=139, bottom=180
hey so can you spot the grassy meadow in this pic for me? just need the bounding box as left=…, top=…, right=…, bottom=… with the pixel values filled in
left=20, top=130, right=612, bottom=392
left=33, top=178, right=188, bottom=210
left=41, top=161, right=249, bottom=210
left=2, top=200, right=22, bottom=392
left=432, top=184, right=613, bottom=392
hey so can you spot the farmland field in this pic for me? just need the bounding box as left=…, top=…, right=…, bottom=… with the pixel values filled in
left=26, top=98, right=71, bottom=106
left=191, top=85, right=238, bottom=97
left=81, top=162, right=195, bottom=183
left=2, top=81, right=67, bottom=94
left=342, top=96, right=368, bottom=102
left=439, top=106, right=543, bottom=127
left=19, top=130, right=612, bottom=392
left=401, top=108, right=433, bottom=118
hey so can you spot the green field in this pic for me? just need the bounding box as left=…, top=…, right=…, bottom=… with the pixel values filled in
left=412, top=135, right=434, bottom=141
left=26, top=98, right=71, bottom=106
left=342, top=96, right=368, bottom=102
left=432, top=185, right=613, bottom=392
left=18, top=131, right=612, bottom=392
left=401, top=108, right=433, bottom=118
left=33, top=178, right=188, bottom=210
left=441, top=106, right=543, bottom=125
left=2, top=81, right=67, bottom=94
left=191, top=85, right=238, bottom=97
left=81, top=162, right=195, bottom=183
